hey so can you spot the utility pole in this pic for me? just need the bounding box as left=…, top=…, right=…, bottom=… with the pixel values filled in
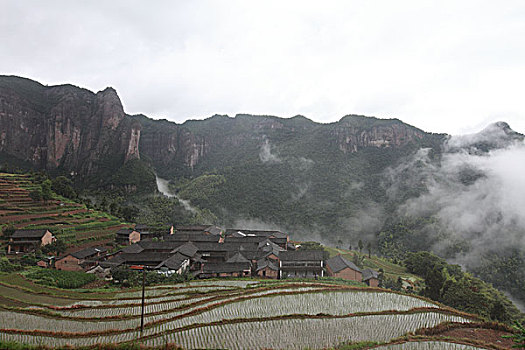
left=140, top=267, right=146, bottom=333
left=131, top=265, right=147, bottom=334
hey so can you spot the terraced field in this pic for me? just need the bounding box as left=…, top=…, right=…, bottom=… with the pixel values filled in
left=0, top=276, right=488, bottom=349
left=0, top=173, right=128, bottom=245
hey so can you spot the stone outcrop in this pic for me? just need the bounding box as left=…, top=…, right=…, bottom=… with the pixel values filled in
left=0, top=76, right=139, bottom=177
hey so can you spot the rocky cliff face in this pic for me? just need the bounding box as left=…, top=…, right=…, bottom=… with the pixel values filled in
left=0, top=76, right=440, bottom=183
left=332, top=120, right=425, bottom=153
left=0, top=76, right=140, bottom=177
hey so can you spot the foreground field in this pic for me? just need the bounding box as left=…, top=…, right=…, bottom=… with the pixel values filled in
left=0, top=275, right=506, bottom=350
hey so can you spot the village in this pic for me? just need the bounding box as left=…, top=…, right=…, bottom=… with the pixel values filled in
left=6, top=225, right=379, bottom=286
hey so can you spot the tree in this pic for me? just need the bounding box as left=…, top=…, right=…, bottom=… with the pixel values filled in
left=358, top=239, right=364, bottom=253
left=29, top=188, right=43, bottom=202
left=337, top=239, right=343, bottom=249
left=423, top=265, right=446, bottom=301
left=367, top=242, right=372, bottom=258
left=41, top=179, right=53, bottom=201
left=51, top=176, right=76, bottom=199
left=2, top=223, right=16, bottom=239
left=42, top=240, right=67, bottom=255
left=378, top=268, right=385, bottom=288
left=352, top=252, right=365, bottom=269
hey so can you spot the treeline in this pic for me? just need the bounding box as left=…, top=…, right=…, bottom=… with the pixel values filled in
left=404, top=251, right=523, bottom=324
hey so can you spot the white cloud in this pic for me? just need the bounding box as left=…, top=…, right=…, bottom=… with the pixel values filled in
left=1, top=0, right=525, bottom=134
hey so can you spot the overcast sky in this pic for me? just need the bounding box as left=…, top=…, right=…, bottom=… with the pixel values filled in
left=2, top=1, right=525, bottom=135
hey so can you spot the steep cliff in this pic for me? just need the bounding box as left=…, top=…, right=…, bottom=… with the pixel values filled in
left=0, top=76, right=141, bottom=183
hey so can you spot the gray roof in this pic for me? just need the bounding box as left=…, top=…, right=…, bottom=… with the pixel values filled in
left=99, top=256, right=125, bottom=268
left=11, top=229, right=50, bottom=239
left=226, top=252, right=250, bottom=263
left=225, top=229, right=288, bottom=239
left=70, top=247, right=107, bottom=260
left=122, top=243, right=144, bottom=254
left=258, top=239, right=284, bottom=255
left=205, top=225, right=223, bottom=235
left=176, top=225, right=208, bottom=232
left=202, top=262, right=251, bottom=274
left=116, top=228, right=138, bottom=236
left=362, top=268, right=379, bottom=281
left=256, top=258, right=279, bottom=271
left=171, top=242, right=199, bottom=257
left=120, top=252, right=171, bottom=264
left=166, top=233, right=220, bottom=242
left=155, top=253, right=189, bottom=270
left=279, top=250, right=324, bottom=261
left=138, top=241, right=182, bottom=251
left=326, top=255, right=362, bottom=273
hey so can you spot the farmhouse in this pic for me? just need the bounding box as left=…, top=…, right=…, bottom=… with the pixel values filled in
left=279, top=250, right=325, bottom=279
left=116, top=228, right=141, bottom=245
left=7, top=229, right=56, bottom=254
left=362, top=268, right=380, bottom=287
left=55, top=246, right=107, bottom=271
left=325, top=255, right=362, bottom=282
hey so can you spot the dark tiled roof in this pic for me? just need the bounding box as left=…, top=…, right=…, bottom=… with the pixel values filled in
left=226, top=252, right=250, bottom=263
left=279, top=250, right=324, bottom=261
left=120, top=252, right=171, bottom=264
left=225, top=229, right=288, bottom=239
left=100, top=256, right=125, bottom=268
left=204, top=225, right=223, bottom=235
left=202, top=262, right=251, bottom=274
left=171, top=242, right=199, bottom=257
left=11, top=229, right=50, bottom=239
left=138, top=241, right=182, bottom=251
left=116, top=228, right=137, bottom=236
left=176, top=225, right=209, bottom=232
left=156, top=253, right=189, bottom=270
left=258, top=239, right=284, bottom=255
left=256, top=258, right=278, bottom=271
left=224, top=236, right=266, bottom=243
left=193, top=242, right=259, bottom=252
left=166, top=234, right=220, bottom=242
left=122, top=243, right=144, bottom=254
left=326, top=255, right=362, bottom=273
left=70, top=247, right=107, bottom=260
left=362, top=268, right=379, bottom=281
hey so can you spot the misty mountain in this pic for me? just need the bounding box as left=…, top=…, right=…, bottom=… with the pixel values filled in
left=2, top=75, right=524, bottom=305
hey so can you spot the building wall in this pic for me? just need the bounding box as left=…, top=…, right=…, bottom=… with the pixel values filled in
left=129, top=231, right=141, bottom=244
left=327, top=266, right=362, bottom=282
left=257, top=267, right=278, bottom=279
left=41, top=231, right=55, bottom=246
left=55, top=255, right=82, bottom=271
left=365, top=277, right=379, bottom=287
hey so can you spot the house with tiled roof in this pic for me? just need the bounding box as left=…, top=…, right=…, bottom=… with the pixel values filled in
left=115, top=228, right=141, bottom=245
left=362, top=268, right=380, bottom=287
left=55, top=246, right=107, bottom=271
left=326, top=255, right=362, bottom=282
left=7, top=229, right=55, bottom=254
left=279, top=250, right=325, bottom=279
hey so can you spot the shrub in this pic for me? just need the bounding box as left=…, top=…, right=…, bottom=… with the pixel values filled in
left=26, top=269, right=96, bottom=289
left=0, top=257, right=23, bottom=272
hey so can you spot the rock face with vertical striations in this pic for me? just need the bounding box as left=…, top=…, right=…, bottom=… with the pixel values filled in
left=0, top=76, right=141, bottom=181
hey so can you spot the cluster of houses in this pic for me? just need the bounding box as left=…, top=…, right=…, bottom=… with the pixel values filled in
left=6, top=225, right=379, bottom=286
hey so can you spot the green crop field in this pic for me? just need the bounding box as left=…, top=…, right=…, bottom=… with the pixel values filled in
left=0, top=278, right=484, bottom=349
